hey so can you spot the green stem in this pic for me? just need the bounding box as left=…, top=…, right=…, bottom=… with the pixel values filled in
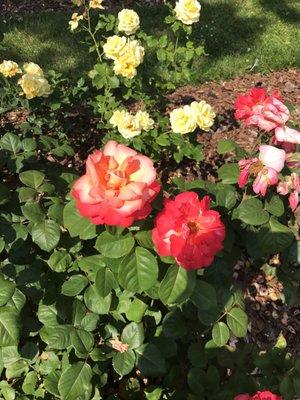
left=86, top=4, right=102, bottom=64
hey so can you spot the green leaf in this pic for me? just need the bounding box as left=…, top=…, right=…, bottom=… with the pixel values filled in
left=19, top=170, right=45, bottom=189
left=21, top=202, right=44, bottom=223
left=212, top=322, right=230, bottom=347
left=95, top=231, right=135, bottom=258
left=218, top=163, right=239, bottom=184
left=162, top=309, right=187, bottom=339
left=71, top=329, right=94, bottom=355
left=217, top=140, right=236, bottom=154
left=119, top=247, right=158, bottom=293
left=5, top=359, right=28, bottom=379
left=136, top=344, right=167, bottom=376
left=22, top=371, right=37, bottom=395
left=95, top=268, right=117, bottom=297
left=0, top=308, right=20, bottom=346
left=112, top=349, right=135, bottom=377
left=58, top=362, right=92, bottom=400
left=236, top=198, right=269, bottom=226
left=62, top=275, right=88, bottom=296
left=31, top=220, right=60, bottom=252
left=84, top=285, right=111, bottom=315
left=63, top=200, right=97, bottom=240
left=125, top=298, right=148, bottom=323
left=159, top=264, right=196, bottom=305
left=18, top=187, right=36, bottom=202
left=1, top=133, right=22, bottom=154
left=121, top=322, right=144, bottom=349
left=44, top=371, right=61, bottom=396
left=226, top=308, right=248, bottom=338
left=216, top=187, right=237, bottom=209
left=0, top=275, right=15, bottom=306
left=48, top=250, right=72, bottom=272
left=258, top=217, right=294, bottom=254
left=40, top=325, right=72, bottom=349
left=265, top=195, right=284, bottom=217
left=0, top=183, right=10, bottom=205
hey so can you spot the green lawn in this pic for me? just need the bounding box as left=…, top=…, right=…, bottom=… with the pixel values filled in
left=0, top=0, right=299, bottom=84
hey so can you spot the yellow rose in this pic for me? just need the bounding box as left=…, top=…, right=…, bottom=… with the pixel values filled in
left=170, top=105, right=197, bottom=134
left=126, top=40, right=145, bottom=65
left=117, top=113, right=142, bottom=139
left=89, top=0, right=104, bottom=9
left=118, top=9, right=140, bottom=35
left=23, top=62, right=44, bottom=77
left=135, top=111, right=154, bottom=131
left=113, top=56, right=137, bottom=79
left=103, top=36, right=127, bottom=60
left=191, top=101, right=215, bottom=131
left=109, top=110, right=128, bottom=127
left=69, top=13, right=83, bottom=31
left=174, top=0, right=201, bottom=25
left=18, top=74, right=51, bottom=100
left=0, top=60, right=21, bottom=78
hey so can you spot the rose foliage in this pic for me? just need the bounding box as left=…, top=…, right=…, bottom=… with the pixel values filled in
left=0, top=1, right=299, bottom=399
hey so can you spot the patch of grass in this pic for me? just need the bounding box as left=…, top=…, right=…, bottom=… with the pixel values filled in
left=0, top=0, right=299, bottom=84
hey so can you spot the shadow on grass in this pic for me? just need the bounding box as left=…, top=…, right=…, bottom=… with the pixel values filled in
left=258, top=0, right=300, bottom=25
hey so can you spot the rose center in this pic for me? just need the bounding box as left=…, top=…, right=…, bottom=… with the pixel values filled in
left=187, top=220, right=199, bottom=234
left=105, top=170, right=128, bottom=190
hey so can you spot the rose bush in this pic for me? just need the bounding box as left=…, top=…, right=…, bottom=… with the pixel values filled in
left=0, top=1, right=299, bottom=399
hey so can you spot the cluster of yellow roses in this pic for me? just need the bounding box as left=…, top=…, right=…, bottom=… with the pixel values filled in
left=103, top=10, right=143, bottom=79
left=103, top=35, right=144, bottom=79
left=110, top=109, right=154, bottom=139
left=0, top=60, right=51, bottom=100
left=170, top=101, right=215, bottom=134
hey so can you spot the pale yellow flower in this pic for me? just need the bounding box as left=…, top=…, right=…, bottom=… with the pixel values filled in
left=135, top=111, right=154, bottom=131
left=109, top=109, right=128, bottom=127
left=118, top=9, right=140, bottom=35
left=0, top=60, right=21, bottom=78
left=170, top=105, right=197, bottom=134
left=117, top=113, right=142, bottom=139
left=103, top=35, right=127, bottom=60
left=23, top=62, right=44, bottom=77
left=18, top=74, right=51, bottom=100
left=190, top=101, right=215, bottom=131
left=72, top=0, right=82, bottom=6
left=69, top=13, right=83, bottom=31
left=174, top=0, right=201, bottom=25
left=126, top=40, right=145, bottom=65
left=89, top=0, right=104, bottom=9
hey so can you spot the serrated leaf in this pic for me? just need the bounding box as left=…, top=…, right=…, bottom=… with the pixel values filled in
left=237, top=198, right=269, bottom=226
left=63, top=200, right=97, bottom=240
left=95, top=231, right=134, bottom=258
left=58, top=362, right=92, bottom=400
left=121, top=322, right=144, bottom=349
left=62, top=275, right=88, bottom=296
left=31, top=220, right=60, bottom=252
left=159, top=264, right=196, bottom=305
left=19, top=170, right=45, bottom=189
left=95, top=268, right=117, bottom=297
left=112, top=349, right=135, bottom=377
left=119, top=247, right=158, bottom=293
left=212, top=322, right=230, bottom=347
left=226, top=308, right=248, bottom=338
left=136, top=344, right=166, bottom=376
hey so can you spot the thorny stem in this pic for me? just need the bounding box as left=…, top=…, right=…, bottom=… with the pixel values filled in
left=85, top=3, right=103, bottom=64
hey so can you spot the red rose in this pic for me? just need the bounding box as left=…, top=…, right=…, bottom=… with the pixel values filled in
left=234, top=395, right=252, bottom=400
left=152, top=192, right=225, bottom=270
left=252, top=391, right=282, bottom=400
left=72, top=140, right=160, bottom=227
